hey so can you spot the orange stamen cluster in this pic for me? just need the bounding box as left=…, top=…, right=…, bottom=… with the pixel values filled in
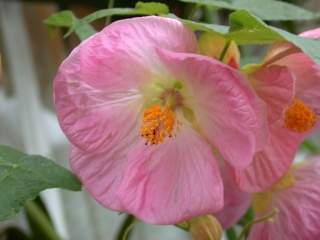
left=140, top=104, right=175, bottom=145
left=284, top=98, right=317, bottom=133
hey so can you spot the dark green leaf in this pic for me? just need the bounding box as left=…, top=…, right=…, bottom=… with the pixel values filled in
left=179, top=0, right=316, bottom=21
left=0, top=227, right=31, bottom=240
left=0, top=145, right=81, bottom=221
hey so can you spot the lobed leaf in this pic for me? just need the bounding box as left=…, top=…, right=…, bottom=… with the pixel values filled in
left=0, top=145, right=81, bottom=221
left=179, top=0, right=317, bottom=21
left=44, top=10, right=76, bottom=28
left=227, top=10, right=320, bottom=64
left=176, top=10, right=320, bottom=64
left=45, top=2, right=169, bottom=41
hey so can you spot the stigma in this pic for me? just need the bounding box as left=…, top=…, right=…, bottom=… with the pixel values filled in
left=140, top=104, right=175, bottom=145
left=284, top=98, right=317, bottom=133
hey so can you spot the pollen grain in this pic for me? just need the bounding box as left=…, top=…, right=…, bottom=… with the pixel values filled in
left=140, top=104, right=175, bottom=145
left=284, top=98, right=317, bottom=133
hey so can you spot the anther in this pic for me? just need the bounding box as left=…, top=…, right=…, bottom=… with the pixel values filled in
left=140, top=104, right=175, bottom=145
left=284, top=98, right=317, bottom=133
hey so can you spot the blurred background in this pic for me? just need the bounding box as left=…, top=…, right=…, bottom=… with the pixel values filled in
left=0, top=0, right=319, bottom=239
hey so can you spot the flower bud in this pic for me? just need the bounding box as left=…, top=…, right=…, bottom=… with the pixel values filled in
left=198, top=33, right=240, bottom=69
left=190, top=215, right=222, bottom=240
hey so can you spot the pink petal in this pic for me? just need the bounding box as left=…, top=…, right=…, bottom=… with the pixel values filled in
left=249, top=158, right=320, bottom=240
left=300, top=28, right=320, bottom=39
left=215, top=167, right=251, bottom=229
left=70, top=122, right=139, bottom=211
left=117, top=125, right=223, bottom=224
left=273, top=52, right=320, bottom=112
left=232, top=122, right=303, bottom=192
left=54, top=16, right=197, bottom=152
left=157, top=49, right=264, bottom=169
left=251, top=65, right=295, bottom=123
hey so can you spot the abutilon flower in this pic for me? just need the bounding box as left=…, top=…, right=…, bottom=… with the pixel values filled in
left=54, top=16, right=264, bottom=224
left=249, top=158, right=320, bottom=240
left=230, top=28, right=320, bottom=192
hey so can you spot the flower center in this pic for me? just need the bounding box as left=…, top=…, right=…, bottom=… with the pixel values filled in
left=284, top=98, right=317, bottom=133
left=140, top=104, right=175, bottom=145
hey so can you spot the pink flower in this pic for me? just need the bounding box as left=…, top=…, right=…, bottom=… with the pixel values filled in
left=53, top=16, right=263, bottom=224
left=231, top=28, right=320, bottom=192
left=249, top=158, right=320, bottom=240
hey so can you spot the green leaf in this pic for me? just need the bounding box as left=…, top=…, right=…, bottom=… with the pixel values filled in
left=44, top=10, right=76, bottom=28
left=179, top=0, right=316, bottom=21
left=65, top=20, right=96, bottom=41
left=135, top=1, right=169, bottom=15
left=82, top=2, right=169, bottom=24
left=166, top=13, right=228, bottom=35
left=0, top=145, right=81, bottom=221
left=82, top=5, right=168, bottom=24
left=270, top=26, right=320, bottom=64
left=46, top=2, right=169, bottom=41
left=44, top=10, right=96, bottom=41
left=227, top=10, right=320, bottom=64
left=174, top=10, right=320, bottom=65
left=227, top=10, right=282, bottom=44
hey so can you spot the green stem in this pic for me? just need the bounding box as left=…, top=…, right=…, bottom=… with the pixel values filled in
left=116, top=215, right=136, bottom=240
left=226, top=227, right=237, bottom=240
left=105, top=0, right=116, bottom=24
left=122, top=220, right=136, bottom=240
left=219, top=40, right=231, bottom=62
left=24, top=201, right=61, bottom=240
left=236, top=208, right=279, bottom=240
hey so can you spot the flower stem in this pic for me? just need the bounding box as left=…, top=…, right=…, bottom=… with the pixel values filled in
left=24, top=201, right=61, bottom=240
left=116, top=214, right=136, bottom=240
left=236, top=208, right=279, bottom=240
left=219, top=40, right=231, bottom=62
left=105, top=0, right=116, bottom=24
